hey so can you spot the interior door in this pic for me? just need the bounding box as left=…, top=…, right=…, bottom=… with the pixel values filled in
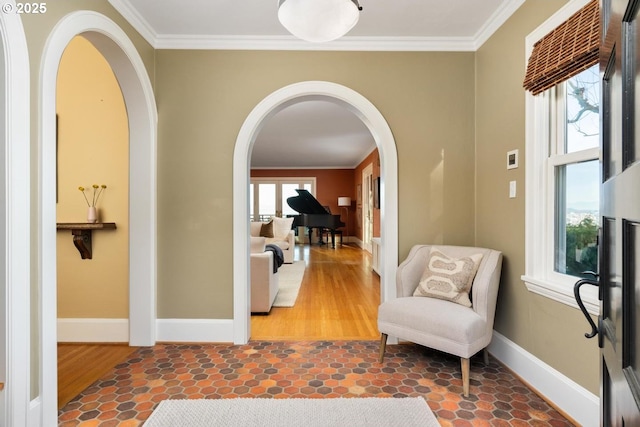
left=362, top=164, right=373, bottom=253
left=599, top=0, right=640, bottom=424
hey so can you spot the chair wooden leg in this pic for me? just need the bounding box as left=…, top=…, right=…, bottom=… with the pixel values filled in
left=461, top=357, right=470, bottom=397
left=483, top=348, right=489, bottom=365
left=379, top=333, right=388, bottom=363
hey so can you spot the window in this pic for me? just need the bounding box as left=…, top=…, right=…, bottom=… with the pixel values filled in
left=551, top=67, right=600, bottom=279
left=523, top=0, right=600, bottom=315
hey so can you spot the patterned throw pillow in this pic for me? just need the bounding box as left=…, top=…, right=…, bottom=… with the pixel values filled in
left=413, top=247, right=484, bottom=307
left=259, top=220, right=274, bottom=238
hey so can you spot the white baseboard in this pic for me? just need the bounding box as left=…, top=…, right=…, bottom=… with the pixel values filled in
left=488, top=331, right=599, bottom=427
left=57, top=318, right=129, bottom=342
left=350, top=237, right=364, bottom=248
left=28, top=397, right=41, bottom=427
left=56, top=318, right=236, bottom=343
left=156, top=318, right=234, bottom=343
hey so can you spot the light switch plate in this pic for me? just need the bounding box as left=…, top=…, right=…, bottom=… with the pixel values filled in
left=509, top=181, right=517, bottom=198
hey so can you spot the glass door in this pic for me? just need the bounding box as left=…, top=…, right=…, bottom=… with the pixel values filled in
left=250, top=178, right=315, bottom=221
left=282, top=182, right=309, bottom=218
left=254, top=182, right=277, bottom=221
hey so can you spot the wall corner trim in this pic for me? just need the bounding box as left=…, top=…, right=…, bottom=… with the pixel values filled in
left=488, top=331, right=599, bottom=427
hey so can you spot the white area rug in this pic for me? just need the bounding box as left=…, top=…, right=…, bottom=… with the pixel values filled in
left=144, top=397, right=439, bottom=427
left=272, top=261, right=306, bottom=307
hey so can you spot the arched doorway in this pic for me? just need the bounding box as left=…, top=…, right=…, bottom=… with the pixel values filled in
left=56, top=35, right=130, bottom=342
left=0, top=2, right=31, bottom=424
left=233, top=82, right=398, bottom=344
left=39, top=11, right=157, bottom=422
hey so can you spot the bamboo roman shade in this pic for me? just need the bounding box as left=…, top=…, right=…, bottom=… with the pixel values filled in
left=523, top=0, right=600, bottom=95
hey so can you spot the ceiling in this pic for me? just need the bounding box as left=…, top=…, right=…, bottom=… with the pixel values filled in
left=250, top=100, right=375, bottom=169
left=107, top=0, right=524, bottom=168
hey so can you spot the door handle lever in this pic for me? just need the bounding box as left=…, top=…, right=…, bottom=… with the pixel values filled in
left=574, top=278, right=599, bottom=339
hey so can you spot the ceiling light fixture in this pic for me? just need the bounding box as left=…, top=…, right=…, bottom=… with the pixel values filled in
left=278, top=0, right=363, bottom=43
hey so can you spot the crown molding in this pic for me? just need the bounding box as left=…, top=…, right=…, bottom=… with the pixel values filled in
left=473, top=0, right=526, bottom=50
left=109, top=0, right=525, bottom=52
left=250, top=165, right=362, bottom=170
left=107, top=0, right=157, bottom=46
left=154, top=34, right=478, bottom=51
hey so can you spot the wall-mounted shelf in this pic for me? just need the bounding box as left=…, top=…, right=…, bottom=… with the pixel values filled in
left=56, top=222, right=117, bottom=259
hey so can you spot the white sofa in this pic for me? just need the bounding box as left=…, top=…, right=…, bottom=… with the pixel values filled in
left=250, top=217, right=295, bottom=264
left=250, top=236, right=279, bottom=313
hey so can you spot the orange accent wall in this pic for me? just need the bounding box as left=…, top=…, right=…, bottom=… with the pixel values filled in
left=251, top=149, right=380, bottom=243
left=250, top=169, right=356, bottom=235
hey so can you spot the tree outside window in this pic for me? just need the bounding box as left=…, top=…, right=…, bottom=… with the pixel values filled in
left=553, top=65, right=600, bottom=278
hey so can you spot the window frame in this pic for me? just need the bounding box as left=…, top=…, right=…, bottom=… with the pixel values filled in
left=523, top=0, right=599, bottom=315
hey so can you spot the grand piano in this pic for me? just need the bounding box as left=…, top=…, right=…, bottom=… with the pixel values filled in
left=287, top=189, right=345, bottom=249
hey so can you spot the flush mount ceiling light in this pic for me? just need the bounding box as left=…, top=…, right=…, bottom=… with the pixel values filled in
left=278, top=0, right=363, bottom=43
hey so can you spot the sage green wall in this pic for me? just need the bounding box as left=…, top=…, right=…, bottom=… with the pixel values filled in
left=475, top=0, right=599, bottom=393
left=22, top=0, right=154, bottom=400
left=155, top=50, right=477, bottom=318
left=20, top=0, right=600, bottom=404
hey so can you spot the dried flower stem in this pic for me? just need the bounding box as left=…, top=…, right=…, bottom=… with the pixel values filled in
left=92, top=185, right=99, bottom=206
left=79, top=184, right=107, bottom=207
left=78, top=186, right=90, bottom=207
left=93, top=184, right=107, bottom=207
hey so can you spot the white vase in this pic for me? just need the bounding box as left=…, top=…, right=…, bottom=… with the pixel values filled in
left=87, top=206, right=97, bottom=223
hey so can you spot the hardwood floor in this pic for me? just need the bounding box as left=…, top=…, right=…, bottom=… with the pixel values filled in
left=57, top=243, right=378, bottom=408
left=251, top=242, right=381, bottom=340
left=57, top=343, right=138, bottom=409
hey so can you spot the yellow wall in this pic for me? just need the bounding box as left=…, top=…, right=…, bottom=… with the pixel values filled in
left=475, top=0, right=598, bottom=393
left=56, top=36, right=129, bottom=318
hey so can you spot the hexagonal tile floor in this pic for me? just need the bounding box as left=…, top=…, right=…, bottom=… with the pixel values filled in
left=58, top=341, right=577, bottom=426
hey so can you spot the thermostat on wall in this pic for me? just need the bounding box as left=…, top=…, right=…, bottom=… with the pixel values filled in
left=507, top=149, right=519, bottom=169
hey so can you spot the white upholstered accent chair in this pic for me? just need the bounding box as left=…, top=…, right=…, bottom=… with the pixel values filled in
left=377, top=245, right=503, bottom=397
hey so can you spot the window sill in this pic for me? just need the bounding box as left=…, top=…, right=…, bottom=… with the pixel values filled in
left=522, top=275, right=599, bottom=316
